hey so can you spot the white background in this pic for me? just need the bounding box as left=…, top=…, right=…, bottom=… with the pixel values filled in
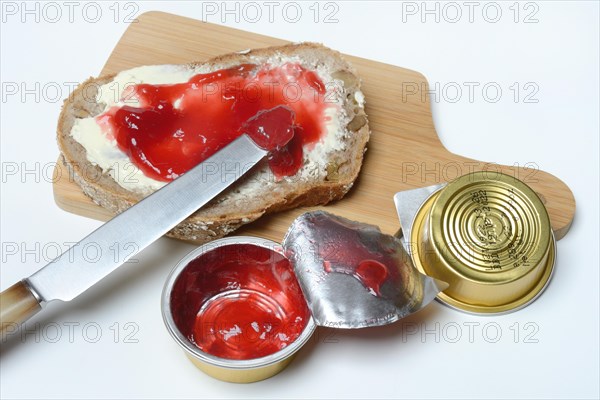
left=1, top=1, right=598, bottom=399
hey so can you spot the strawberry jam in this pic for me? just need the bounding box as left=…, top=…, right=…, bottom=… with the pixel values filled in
left=98, top=63, right=332, bottom=181
left=316, top=219, right=403, bottom=298
left=170, top=244, right=310, bottom=360
left=240, top=105, right=295, bottom=151
left=323, top=259, right=389, bottom=296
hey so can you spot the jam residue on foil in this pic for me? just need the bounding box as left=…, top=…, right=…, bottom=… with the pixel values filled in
left=170, top=244, right=310, bottom=360
left=282, top=211, right=445, bottom=329
left=309, top=214, right=404, bottom=298
left=98, top=63, right=332, bottom=181
left=322, top=246, right=393, bottom=297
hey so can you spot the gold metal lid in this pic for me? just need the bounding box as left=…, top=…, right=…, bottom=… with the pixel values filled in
left=411, top=171, right=555, bottom=314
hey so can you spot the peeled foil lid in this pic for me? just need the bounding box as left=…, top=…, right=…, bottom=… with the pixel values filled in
left=282, top=211, right=447, bottom=329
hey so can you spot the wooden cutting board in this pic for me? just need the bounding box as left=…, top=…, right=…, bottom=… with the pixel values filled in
left=53, top=11, right=576, bottom=241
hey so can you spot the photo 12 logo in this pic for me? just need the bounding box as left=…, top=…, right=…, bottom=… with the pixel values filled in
left=1, top=321, right=141, bottom=344
left=402, top=81, right=540, bottom=104
left=401, top=320, right=541, bottom=344
left=1, top=240, right=140, bottom=265
left=199, top=1, right=341, bottom=24
left=400, top=1, right=540, bottom=24
left=399, top=161, right=540, bottom=185
left=1, top=1, right=140, bottom=24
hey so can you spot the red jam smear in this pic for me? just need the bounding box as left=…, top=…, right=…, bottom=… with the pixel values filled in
left=318, top=226, right=402, bottom=297
left=98, top=63, right=330, bottom=181
left=240, top=105, right=295, bottom=151
left=323, top=259, right=389, bottom=296
left=170, top=244, right=310, bottom=360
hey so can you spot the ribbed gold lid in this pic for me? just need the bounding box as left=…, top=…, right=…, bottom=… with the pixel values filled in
left=411, top=172, right=555, bottom=314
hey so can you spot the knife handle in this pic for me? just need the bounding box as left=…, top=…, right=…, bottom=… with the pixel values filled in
left=1, top=281, right=42, bottom=341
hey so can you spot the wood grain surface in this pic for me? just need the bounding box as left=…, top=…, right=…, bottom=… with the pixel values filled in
left=52, top=11, right=576, bottom=241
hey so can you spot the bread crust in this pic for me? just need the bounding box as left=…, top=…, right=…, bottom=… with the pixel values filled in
left=57, top=43, right=370, bottom=243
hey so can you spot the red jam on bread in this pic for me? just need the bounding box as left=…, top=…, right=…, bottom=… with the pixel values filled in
left=241, top=105, right=295, bottom=152
left=97, top=63, right=332, bottom=181
left=169, top=244, right=310, bottom=360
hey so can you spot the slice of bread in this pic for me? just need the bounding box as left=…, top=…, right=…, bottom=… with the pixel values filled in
left=57, top=43, right=370, bottom=243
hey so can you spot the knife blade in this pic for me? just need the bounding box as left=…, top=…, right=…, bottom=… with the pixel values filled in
left=0, top=134, right=268, bottom=340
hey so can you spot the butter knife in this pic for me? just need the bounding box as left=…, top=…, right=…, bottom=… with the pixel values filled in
left=0, top=134, right=270, bottom=340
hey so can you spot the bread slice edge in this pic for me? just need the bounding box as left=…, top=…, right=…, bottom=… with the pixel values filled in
left=57, top=42, right=370, bottom=243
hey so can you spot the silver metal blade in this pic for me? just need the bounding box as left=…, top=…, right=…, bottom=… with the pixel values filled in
left=27, top=134, right=267, bottom=302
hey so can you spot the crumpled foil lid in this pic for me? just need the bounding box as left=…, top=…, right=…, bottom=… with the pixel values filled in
left=282, top=211, right=447, bottom=329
